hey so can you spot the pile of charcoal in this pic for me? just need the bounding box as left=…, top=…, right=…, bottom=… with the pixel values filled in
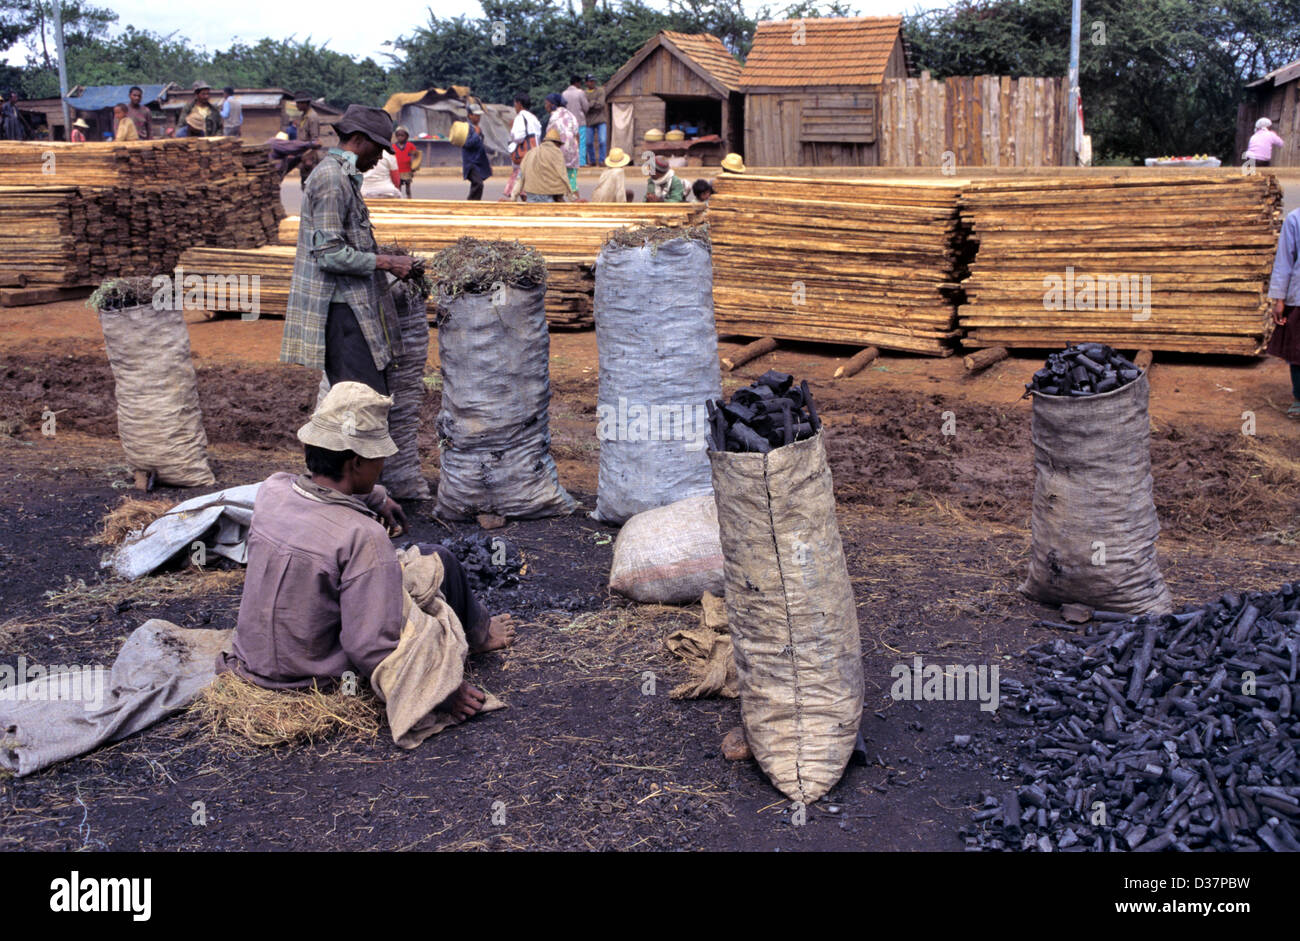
left=436, top=533, right=525, bottom=591
left=963, top=582, right=1300, bottom=852
left=705, top=371, right=821, bottom=453
left=1022, top=344, right=1142, bottom=398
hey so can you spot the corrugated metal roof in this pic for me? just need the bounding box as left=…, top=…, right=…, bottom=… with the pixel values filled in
left=661, top=31, right=743, bottom=92
left=738, top=16, right=902, bottom=89
left=64, top=83, right=169, bottom=111
left=232, top=93, right=289, bottom=109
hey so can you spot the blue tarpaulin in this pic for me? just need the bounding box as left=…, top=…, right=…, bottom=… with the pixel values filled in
left=65, top=84, right=169, bottom=112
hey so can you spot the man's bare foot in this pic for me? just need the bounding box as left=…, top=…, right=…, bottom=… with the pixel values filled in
left=439, top=681, right=486, bottom=722
left=471, top=614, right=517, bottom=654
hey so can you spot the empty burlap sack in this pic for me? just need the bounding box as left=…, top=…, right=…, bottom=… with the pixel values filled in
left=665, top=592, right=736, bottom=699
left=592, top=237, right=720, bottom=523
left=316, top=283, right=431, bottom=499
left=99, top=302, right=215, bottom=487
left=435, top=284, right=575, bottom=520
left=1021, top=373, right=1172, bottom=615
left=710, top=432, right=863, bottom=803
left=370, top=546, right=504, bottom=748
left=609, top=494, right=724, bottom=604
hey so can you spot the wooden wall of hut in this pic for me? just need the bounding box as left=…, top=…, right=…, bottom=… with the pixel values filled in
left=743, top=89, right=880, bottom=167
left=878, top=75, right=1070, bottom=167
left=1237, top=80, right=1300, bottom=167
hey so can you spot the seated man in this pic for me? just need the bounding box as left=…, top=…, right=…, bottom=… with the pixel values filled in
left=645, top=157, right=686, bottom=203
left=218, top=381, right=515, bottom=734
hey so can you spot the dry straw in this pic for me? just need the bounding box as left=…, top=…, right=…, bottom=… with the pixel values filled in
left=189, top=671, right=381, bottom=749
left=91, top=496, right=174, bottom=546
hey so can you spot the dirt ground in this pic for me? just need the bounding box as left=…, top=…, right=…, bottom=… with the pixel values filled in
left=0, top=301, right=1297, bottom=851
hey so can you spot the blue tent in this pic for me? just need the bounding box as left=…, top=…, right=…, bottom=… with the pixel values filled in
left=65, top=83, right=170, bottom=112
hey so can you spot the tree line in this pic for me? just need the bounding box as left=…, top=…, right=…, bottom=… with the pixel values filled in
left=3, top=0, right=1298, bottom=161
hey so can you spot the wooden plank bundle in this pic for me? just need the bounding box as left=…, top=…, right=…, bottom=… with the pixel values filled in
left=176, top=245, right=597, bottom=328
left=0, top=139, right=285, bottom=290
left=709, top=174, right=968, bottom=355
left=958, top=173, right=1284, bottom=355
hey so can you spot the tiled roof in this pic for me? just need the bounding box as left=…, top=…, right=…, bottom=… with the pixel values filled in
left=661, top=31, right=743, bottom=92
left=738, top=15, right=903, bottom=88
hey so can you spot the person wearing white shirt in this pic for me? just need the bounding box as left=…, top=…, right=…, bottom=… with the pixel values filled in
left=360, top=150, right=402, bottom=198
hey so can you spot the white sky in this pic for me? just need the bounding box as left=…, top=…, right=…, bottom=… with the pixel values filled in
left=8, top=0, right=954, bottom=66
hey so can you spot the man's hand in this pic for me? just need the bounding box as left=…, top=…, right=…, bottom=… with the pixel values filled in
left=377, top=254, right=416, bottom=279
left=1272, top=298, right=1288, bottom=325
left=645, top=193, right=662, bottom=203
left=378, top=497, right=408, bottom=537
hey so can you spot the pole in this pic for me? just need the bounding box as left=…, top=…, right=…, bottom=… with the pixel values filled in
left=52, top=0, right=71, bottom=138
left=1067, top=0, right=1081, bottom=164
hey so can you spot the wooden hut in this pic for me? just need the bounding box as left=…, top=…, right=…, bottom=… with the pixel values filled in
left=739, top=15, right=909, bottom=167
left=604, top=30, right=743, bottom=165
left=1239, top=58, right=1300, bottom=167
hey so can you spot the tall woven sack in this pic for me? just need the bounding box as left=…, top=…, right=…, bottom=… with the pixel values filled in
left=1021, top=373, right=1172, bottom=615
left=318, top=284, right=431, bottom=499
left=593, top=237, right=720, bottom=524
left=99, top=303, right=215, bottom=488
left=710, top=432, right=864, bottom=803
left=435, top=283, right=574, bottom=520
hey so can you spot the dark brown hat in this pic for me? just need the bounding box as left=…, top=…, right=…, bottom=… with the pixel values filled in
left=293, top=90, right=315, bottom=103
left=332, top=104, right=395, bottom=154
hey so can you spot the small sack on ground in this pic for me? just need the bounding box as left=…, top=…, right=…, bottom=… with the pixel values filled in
left=1021, top=355, right=1172, bottom=616
left=609, top=494, right=724, bottom=604
left=94, top=277, right=215, bottom=487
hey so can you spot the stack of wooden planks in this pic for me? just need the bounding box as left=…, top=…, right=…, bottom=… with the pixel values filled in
left=0, top=139, right=284, bottom=294
left=709, top=174, right=968, bottom=355
left=957, top=173, right=1284, bottom=354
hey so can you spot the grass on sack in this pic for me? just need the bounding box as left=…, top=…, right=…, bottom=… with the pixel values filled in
left=188, top=671, right=381, bottom=751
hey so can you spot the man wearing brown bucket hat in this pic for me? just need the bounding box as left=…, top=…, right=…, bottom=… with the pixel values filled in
left=220, top=382, right=517, bottom=736
left=282, top=104, right=417, bottom=396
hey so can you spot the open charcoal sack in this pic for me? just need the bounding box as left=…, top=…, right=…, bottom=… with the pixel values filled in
left=1021, top=369, right=1172, bottom=615
left=709, top=422, right=863, bottom=804
left=592, top=229, right=720, bottom=524
left=96, top=278, right=215, bottom=488
left=432, top=239, right=574, bottom=520
left=317, top=281, right=431, bottom=499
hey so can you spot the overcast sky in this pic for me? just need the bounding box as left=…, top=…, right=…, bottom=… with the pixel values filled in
left=13, top=0, right=955, bottom=65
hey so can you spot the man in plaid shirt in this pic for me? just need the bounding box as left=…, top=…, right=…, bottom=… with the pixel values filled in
left=281, top=105, right=415, bottom=394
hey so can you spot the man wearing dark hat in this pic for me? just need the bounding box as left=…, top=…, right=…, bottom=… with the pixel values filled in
left=293, top=91, right=324, bottom=187
left=281, top=104, right=416, bottom=396
left=179, top=81, right=222, bottom=137
left=645, top=156, right=686, bottom=202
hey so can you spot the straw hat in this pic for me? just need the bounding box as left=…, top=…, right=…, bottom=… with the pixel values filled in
left=644, top=128, right=664, bottom=142
left=274, top=131, right=289, bottom=141
left=544, top=125, right=563, bottom=143
left=605, top=147, right=631, bottom=168
left=72, top=118, right=89, bottom=129
left=297, top=382, right=397, bottom=459
left=721, top=152, right=746, bottom=174
left=665, top=129, right=685, bottom=141
left=449, top=120, right=469, bottom=147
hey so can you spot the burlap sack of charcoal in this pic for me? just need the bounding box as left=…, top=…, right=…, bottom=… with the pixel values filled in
left=710, top=432, right=864, bottom=804
left=317, top=281, right=432, bottom=499
left=431, top=239, right=574, bottom=520
left=592, top=227, right=720, bottom=524
left=1021, top=373, right=1172, bottom=615
left=95, top=278, right=216, bottom=487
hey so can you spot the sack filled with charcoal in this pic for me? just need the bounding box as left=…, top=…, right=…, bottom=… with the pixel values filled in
left=592, top=227, right=719, bottom=524
left=706, top=372, right=863, bottom=803
left=1021, top=343, right=1172, bottom=615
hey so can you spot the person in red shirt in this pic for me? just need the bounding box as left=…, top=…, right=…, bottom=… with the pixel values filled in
left=392, top=125, right=421, bottom=198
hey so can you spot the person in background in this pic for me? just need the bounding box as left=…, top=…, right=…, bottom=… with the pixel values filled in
left=294, top=91, right=324, bottom=189
left=285, top=120, right=299, bottom=141
left=392, top=125, right=421, bottom=198
left=1245, top=117, right=1284, bottom=167
left=590, top=146, right=630, bottom=202
left=501, top=93, right=541, bottom=201
left=1267, top=206, right=1300, bottom=417
left=584, top=75, right=606, bottom=166
left=221, top=87, right=243, bottom=137
left=645, top=156, right=685, bottom=202
left=1, top=91, right=30, bottom=140
left=361, top=145, right=402, bottom=198
left=460, top=105, right=492, bottom=201
left=112, top=103, right=139, bottom=141
left=124, top=86, right=153, bottom=140
left=544, top=92, right=580, bottom=195
left=562, top=74, right=589, bottom=167
left=516, top=125, right=573, bottom=202
left=180, top=81, right=222, bottom=137
left=70, top=117, right=89, bottom=142
left=281, top=104, right=415, bottom=394
left=687, top=178, right=713, bottom=203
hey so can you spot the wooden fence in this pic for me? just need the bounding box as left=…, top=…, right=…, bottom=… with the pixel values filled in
left=878, top=75, right=1070, bottom=168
